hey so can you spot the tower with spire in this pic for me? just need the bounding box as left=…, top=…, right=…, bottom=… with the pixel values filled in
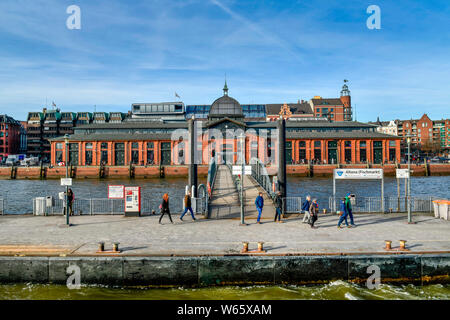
left=340, top=79, right=352, bottom=121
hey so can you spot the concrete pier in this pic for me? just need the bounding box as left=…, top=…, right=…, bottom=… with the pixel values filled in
left=0, top=213, right=448, bottom=286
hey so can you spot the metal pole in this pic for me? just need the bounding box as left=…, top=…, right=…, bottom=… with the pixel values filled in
left=240, top=135, right=245, bottom=225
left=188, top=118, right=198, bottom=197
left=381, top=174, right=384, bottom=213
left=65, top=137, right=69, bottom=226
left=333, top=173, right=336, bottom=213
left=277, top=118, right=287, bottom=215
left=397, top=177, right=400, bottom=212
left=407, top=138, right=412, bottom=223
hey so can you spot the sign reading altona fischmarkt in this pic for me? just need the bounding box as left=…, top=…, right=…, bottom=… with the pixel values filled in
left=334, top=169, right=383, bottom=180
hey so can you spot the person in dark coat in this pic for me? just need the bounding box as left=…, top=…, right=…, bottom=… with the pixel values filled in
left=67, top=188, right=74, bottom=216
left=159, top=193, right=173, bottom=224
left=301, top=195, right=311, bottom=223
left=255, top=192, right=264, bottom=224
left=345, top=193, right=356, bottom=226
left=308, top=199, right=319, bottom=228
left=274, top=191, right=283, bottom=223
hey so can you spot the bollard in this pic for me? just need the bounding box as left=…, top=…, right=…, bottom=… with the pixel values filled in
left=399, top=240, right=407, bottom=250
left=323, top=209, right=327, bottom=214
left=98, top=242, right=105, bottom=252
left=241, top=242, right=249, bottom=253
left=257, top=242, right=264, bottom=252
left=384, top=240, right=392, bottom=250
left=113, top=242, right=120, bottom=252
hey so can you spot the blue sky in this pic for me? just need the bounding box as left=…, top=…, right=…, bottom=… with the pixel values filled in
left=0, top=0, right=449, bottom=121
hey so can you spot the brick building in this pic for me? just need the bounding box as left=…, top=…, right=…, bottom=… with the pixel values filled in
left=0, top=114, right=22, bottom=161
left=50, top=84, right=399, bottom=167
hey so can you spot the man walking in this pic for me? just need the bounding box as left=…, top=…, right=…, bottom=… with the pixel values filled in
left=255, top=192, right=264, bottom=224
left=301, top=195, right=312, bottom=223
left=274, top=191, right=283, bottom=223
left=180, top=191, right=196, bottom=221
left=337, top=197, right=349, bottom=228
left=345, top=193, right=356, bottom=226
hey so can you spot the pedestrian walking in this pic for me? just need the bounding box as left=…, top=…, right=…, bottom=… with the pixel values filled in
left=345, top=193, right=356, bottom=226
left=274, top=191, right=283, bottom=223
left=67, top=188, right=74, bottom=216
left=301, top=195, right=312, bottom=223
left=308, top=199, right=319, bottom=228
left=180, top=191, right=196, bottom=221
left=159, top=193, right=173, bottom=224
left=255, top=192, right=264, bottom=224
left=337, top=197, right=349, bottom=228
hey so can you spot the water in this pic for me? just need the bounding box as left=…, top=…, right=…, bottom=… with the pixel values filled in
left=0, top=282, right=449, bottom=300
left=0, top=176, right=449, bottom=214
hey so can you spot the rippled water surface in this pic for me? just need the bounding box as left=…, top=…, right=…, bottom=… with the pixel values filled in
left=0, top=282, right=449, bottom=300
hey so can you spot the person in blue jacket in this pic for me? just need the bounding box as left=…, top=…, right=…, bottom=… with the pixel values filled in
left=338, top=197, right=350, bottom=228
left=301, top=195, right=311, bottom=223
left=255, top=192, right=264, bottom=224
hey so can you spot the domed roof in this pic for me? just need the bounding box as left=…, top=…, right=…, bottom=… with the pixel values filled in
left=208, top=82, right=244, bottom=119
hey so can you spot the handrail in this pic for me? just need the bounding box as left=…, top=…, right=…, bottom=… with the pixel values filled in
left=206, top=157, right=218, bottom=198
left=250, top=157, right=275, bottom=200
left=226, top=164, right=243, bottom=204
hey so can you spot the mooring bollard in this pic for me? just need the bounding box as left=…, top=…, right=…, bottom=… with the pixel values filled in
left=399, top=240, right=407, bottom=250
left=113, top=242, right=120, bottom=252
left=98, top=242, right=105, bottom=252
left=241, top=242, right=249, bottom=253
left=384, top=240, right=392, bottom=250
left=257, top=241, right=264, bottom=252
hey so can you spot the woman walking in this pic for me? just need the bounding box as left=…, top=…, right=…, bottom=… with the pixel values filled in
left=159, top=193, right=173, bottom=224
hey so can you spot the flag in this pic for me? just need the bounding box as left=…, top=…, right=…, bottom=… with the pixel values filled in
left=175, top=92, right=180, bottom=99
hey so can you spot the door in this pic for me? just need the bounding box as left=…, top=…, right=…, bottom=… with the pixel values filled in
left=328, top=141, right=337, bottom=164
left=373, top=141, right=382, bottom=164
left=221, top=144, right=233, bottom=164
left=69, top=143, right=79, bottom=166
left=160, top=142, right=171, bottom=165
left=114, top=143, right=125, bottom=165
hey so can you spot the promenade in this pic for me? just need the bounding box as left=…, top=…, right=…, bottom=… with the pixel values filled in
left=0, top=213, right=449, bottom=256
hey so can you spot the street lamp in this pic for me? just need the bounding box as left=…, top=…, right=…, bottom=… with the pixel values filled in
left=64, top=134, right=70, bottom=226
left=240, top=133, right=245, bottom=226
left=406, top=135, right=412, bottom=224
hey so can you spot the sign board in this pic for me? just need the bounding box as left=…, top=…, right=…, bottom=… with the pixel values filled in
left=232, top=165, right=252, bottom=175
left=334, top=169, right=383, bottom=180
left=108, top=185, right=125, bottom=199
left=124, top=186, right=141, bottom=216
left=396, top=169, right=410, bottom=179
left=60, top=178, right=72, bottom=186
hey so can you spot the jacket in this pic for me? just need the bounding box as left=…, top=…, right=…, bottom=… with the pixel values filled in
left=301, top=200, right=311, bottom=211
left=255, top=195, right=264, bottom=209
left=184, top=195, right=191, bottom=208
left=309, top=202, right=318, bottom=215
left=345, top=197, right=352, bottom=211
left=339, top=200, right=348, bottom=214
left=161, top=199, right=170, bottom=213
left=274, top=195, right=282, bottom=209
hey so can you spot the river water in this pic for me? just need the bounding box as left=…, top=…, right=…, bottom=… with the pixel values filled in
left=0, top=282, right=449, bottom=300
left=0, top=176, right=448, bottom=214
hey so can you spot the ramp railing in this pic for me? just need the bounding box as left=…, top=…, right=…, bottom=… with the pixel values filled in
left=250, top=158, right=275, bottom=200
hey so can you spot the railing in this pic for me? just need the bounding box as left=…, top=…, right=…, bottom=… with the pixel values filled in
left=328, top=196, right=438, bottom=213
left=283, top=197, right=303, bottom=214
left=33, top=198, right=125, bottom=215
left=192, top=196, right=207, bottom=215
left=0, top=198, right=4, bottom=215
left=226, top=164, right=243, bottom=204
left=206, top=157, right=218, bottom=198
left=250, top=158, right=275, bottom=200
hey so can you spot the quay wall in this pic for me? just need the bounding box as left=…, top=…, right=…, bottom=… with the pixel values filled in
left=0, top=164, right=449, bottom=179
left=0, top=254, right=448, bottom=286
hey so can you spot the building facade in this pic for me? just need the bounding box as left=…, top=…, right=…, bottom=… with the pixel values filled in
left=0, top=115, right=22, bottom=161
left=50, top=84, right=400, bottom=167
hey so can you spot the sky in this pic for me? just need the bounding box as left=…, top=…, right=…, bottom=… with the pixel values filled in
left=0, top=0, right=449, bottom=122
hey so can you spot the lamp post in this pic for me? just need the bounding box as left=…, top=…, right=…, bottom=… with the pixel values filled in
left=240, top=133, right=245, bottom=225
left=64, top=134, right=70, bottom=226
left=407, top=136, right=412, bottom=224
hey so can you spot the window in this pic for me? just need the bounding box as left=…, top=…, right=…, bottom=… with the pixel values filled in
left=131, top=142, right=139, bottom=164
left=56, top=143, right=63, bottom=149
left=147, top=142, right=155, bottom=165
left=101, top=143, right=108, bottom=165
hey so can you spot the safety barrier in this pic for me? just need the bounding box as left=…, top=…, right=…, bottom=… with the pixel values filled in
left=0, top=198, right=4, bottom=215
left=206, top=158, right=217, bottom=198
left=192, top=196, right=207, bottom=215
left=250, top=158, right=275, bottom=200
left=33, top=198, right=126, bottom=216
left=282, top=197, right=303, bottom=214
left=328, top=196, right=438, bottom=213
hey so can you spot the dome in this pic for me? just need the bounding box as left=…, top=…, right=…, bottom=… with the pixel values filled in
left=208, top=82, right=244, bottom=119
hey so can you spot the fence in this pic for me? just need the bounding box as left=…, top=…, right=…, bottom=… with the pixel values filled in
left=328, top=196, right=437, bottom=213
left=283, top=197, right=303, bottom=214
left=0, top=198, right=4, bottom=215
